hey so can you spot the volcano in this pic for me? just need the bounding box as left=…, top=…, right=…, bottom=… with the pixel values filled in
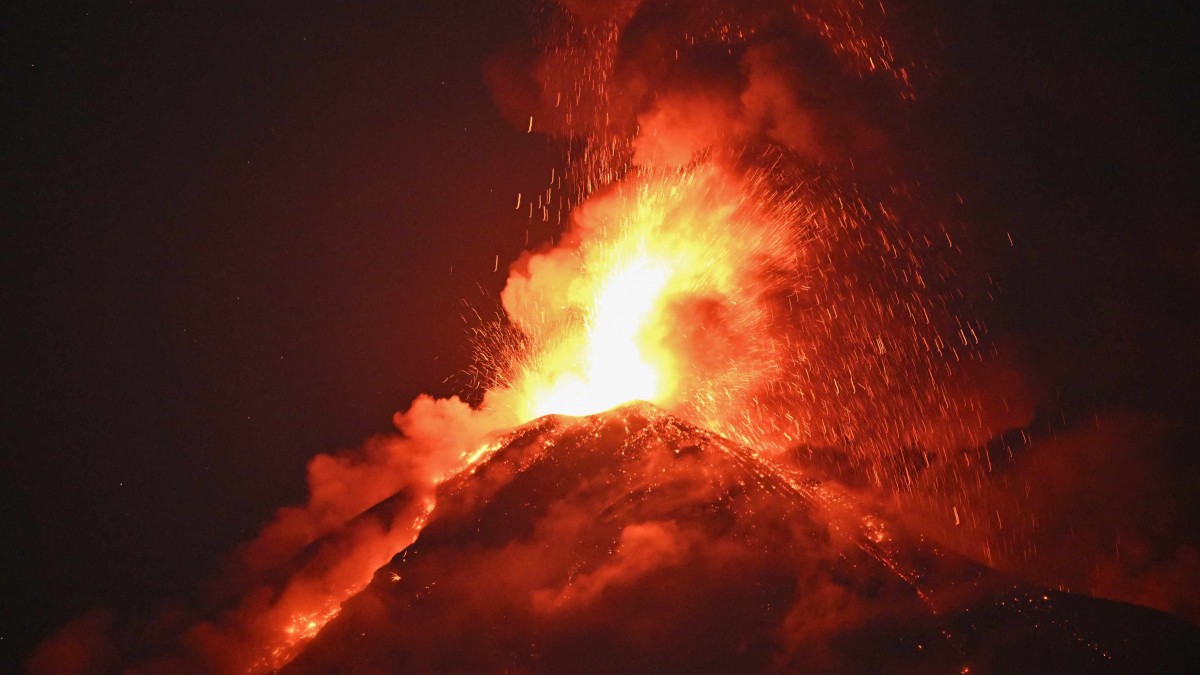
left=283, top=403, right=1199, bottom=673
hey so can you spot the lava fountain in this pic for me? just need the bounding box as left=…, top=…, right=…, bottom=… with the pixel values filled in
left=501, top=164, right=809, bottom=424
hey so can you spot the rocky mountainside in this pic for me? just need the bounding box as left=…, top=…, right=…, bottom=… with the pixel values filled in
left=286, top=403, right=1200, bottom=673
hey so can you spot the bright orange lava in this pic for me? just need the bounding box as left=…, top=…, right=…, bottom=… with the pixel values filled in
left=501, top=164, right=802, bottom=429
left=527, top=255, right=671, bottom=417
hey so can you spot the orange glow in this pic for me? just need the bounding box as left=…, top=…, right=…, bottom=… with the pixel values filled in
left=231, top=3, right=983, bottom=671
left=249, top=497, right=437, bottom=673
left=501, top=163, right=803, bottom=429
left=527, top=255, right=670, bottom=417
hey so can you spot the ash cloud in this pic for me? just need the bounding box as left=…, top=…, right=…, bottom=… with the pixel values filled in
left=487, top=0, right=914, bottom=172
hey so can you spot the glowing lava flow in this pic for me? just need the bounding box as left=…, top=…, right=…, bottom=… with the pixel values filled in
left=253, top=498, right=437, bottom=673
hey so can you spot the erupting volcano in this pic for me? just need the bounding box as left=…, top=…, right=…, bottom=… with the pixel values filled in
left=20, top=1, right=1200, bottom=674
left=285, top=402, right=1199, bottom=673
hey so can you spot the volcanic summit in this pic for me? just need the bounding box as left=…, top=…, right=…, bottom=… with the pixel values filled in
left=284, top=403, right=1200, bottom=673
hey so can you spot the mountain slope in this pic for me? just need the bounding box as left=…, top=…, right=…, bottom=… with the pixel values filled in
left=286, top=402, right=1200, bottom=673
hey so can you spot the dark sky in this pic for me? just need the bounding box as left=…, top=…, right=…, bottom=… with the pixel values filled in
left=2, top=1, right=554, bottom=665
left=2, top=0, right=1197, bottom=669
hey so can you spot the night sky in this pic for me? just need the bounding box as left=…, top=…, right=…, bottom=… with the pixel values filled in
left=3, top=0, right=1197, bottom=669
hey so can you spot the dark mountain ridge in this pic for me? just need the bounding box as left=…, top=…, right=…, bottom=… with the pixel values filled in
left=287, top=402, right=1200, bottom=673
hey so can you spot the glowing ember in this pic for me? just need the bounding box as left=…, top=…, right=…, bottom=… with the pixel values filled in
left=269, top=604, right=341, bottom=667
